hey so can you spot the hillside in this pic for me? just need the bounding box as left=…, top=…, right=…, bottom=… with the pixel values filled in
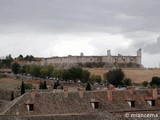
left=86, top=68, right=160, bottom=83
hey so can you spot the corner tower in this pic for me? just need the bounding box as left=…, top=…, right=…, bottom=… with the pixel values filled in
left=136, top=48, right=142, bottom=65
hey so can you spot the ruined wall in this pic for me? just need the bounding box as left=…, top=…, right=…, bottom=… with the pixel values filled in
left=41, top=49, right=142, bottom=68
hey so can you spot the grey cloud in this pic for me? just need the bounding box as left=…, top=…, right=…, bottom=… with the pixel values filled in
left=144, top=36, right=160, bottom=54
left=0, top=0, right=160, bottom=34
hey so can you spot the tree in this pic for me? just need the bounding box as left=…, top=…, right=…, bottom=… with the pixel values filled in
left=11, top=62, right=20, bottom=74
left=81, top=70, right=90, bottom=83
left=123, top=78, right=132, bottom=86
left=53, top=69, right=63, bottom=79
left=40, top=65, right=54, bottom=79
left=68, top=67, right=83, bottom=82
left=29, top=65, right=41, bottom=78
left=17, top=55, right=23, bottom=60
left=39, top=81, right=47, bottom=89
left=39, top=81, right=43, bottom=89
left=86, top=82, right=91, bottom=91
left=150, top=76, right=160, bottom=87
left=24, top=55, right=35, bottom=61
left=104, top=69, right=125, bottom=87
left=53, top=80, right=60, bottom=89
left=21, top=81, right=25, bottom=95
left=43, top=81, right=47, bottom=89
left=91, top=74, right=101, bottom=84
left=24, top=83, right=33, bottom=89
left=5, top=54, right=13, bottom=68
left=142, top=81, right=149, bottom=87
left=11, top=91, right=14, bottom=101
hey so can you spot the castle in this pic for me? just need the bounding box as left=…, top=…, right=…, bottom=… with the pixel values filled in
left=41, top=49, right=142, bottom=68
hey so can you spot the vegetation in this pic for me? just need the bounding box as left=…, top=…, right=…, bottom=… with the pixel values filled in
left=104, top=69, right=132, bottom=87
left=0, top=55, right=13, bottom=68
left=39, top=81, right=48, bottom=89
left=150, top=76, right=160, bottom=87
left=11, top=62, right=20, bottom=74
left=16, top=55, right=36, bottom=61
left=86, top=82, right=91, bottom=91
left=104, top=69, right=125, bottom=87
left=11, top=91, right=14, bottom=101
left=123, top=78, right=132, bottom=86
left=53, top=80, right=61, bottom=89
left=91, top=74, right=101, bottom=84
left=84, top=62, right=105, bottom=68
left=142, top=81, right=149, bottom=87
left=24, top=83, right=33, bottom=89
left=21, top=81, right=25, bottom=95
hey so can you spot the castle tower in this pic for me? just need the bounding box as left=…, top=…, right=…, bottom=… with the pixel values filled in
left=107, top=50, right=111, bottom=56
left=137, top=48, right=142, bottom=57
left=136, top=48, right=142, bottom=65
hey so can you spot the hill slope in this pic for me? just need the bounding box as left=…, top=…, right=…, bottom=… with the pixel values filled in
left=86, top=68, right=160, bottom=83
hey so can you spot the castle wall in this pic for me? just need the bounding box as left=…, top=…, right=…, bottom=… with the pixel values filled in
left=41, top=49, right=142, bottom=68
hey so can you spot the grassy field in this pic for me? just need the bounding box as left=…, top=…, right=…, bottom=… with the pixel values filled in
left=86, top=68, right=160, bottom=83
left=0, top=76, right=40, bottom=90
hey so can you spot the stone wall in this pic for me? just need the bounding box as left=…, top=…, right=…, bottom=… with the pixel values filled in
left=41, top=49, right=142, bottom=68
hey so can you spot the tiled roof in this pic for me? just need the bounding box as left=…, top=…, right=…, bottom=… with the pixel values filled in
left=1, top=88, right=160, bottom=119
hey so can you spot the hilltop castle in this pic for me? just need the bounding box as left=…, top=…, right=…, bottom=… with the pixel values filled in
left=41, top=49, right=142, bottom=68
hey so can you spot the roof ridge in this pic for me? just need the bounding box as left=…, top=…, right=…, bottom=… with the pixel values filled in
left=0, top=93, right=26, bottom=115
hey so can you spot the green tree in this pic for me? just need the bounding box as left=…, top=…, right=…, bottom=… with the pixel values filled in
left=40, top=65, right=54, bottom=78
left=17, top=55, right=24, bottom=60
left=142, top=81, right=149, bottom=87
left=86, top=82, right=91, bottom=91
left=43, top=81, right=47, bottom=89
left=68, top=67, right=83, bottom=82
left=29, top=65, right=41, bottom=78
left=11, top=91, right=14, bottom=101
left=81, top=70, right=90, bottom=83
left=53, top=69, right=63, bottom=79
left=91, top=74, right=101, bottom=84
left=39, top=81, right=43, bottom=89
left=24, top=55, right=35, bottom=61
left=123, top=78, right=132, bottom=86
left=24, top=83, right=33, bottom=89
left=21, top=81, right=25, bottom=95
left=53, top=80, right=60, bottom=89
left=6, top=54, right=13, bottom=68
left=150, top=76, right=160, bottom=87
left=11, top=62, right=20, bottom=74
left=104, top=69, right=125, bottom=87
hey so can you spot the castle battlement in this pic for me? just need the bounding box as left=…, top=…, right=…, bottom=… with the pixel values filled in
left=41, top=49, right=142, bottom=68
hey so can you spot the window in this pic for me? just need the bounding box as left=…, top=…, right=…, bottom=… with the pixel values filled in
left=94, top=102, right=99, bottom=109
left=27, top=104, right=34, bottom=111
left=147, top=100, right=155, bottom=106
left=29, top=104, right=34, bottom=111
left=131, top=101, right=135, bottom=107
left=152, top=100, right=155, bottom=106
left=127, top=101, right=135, bottom=107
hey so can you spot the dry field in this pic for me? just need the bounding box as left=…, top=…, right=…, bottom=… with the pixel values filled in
left=0, top=77, right=40, bottom=90
left=86, top=68, right=160, bottom=83
left=0, top=68, right=160, bottom=90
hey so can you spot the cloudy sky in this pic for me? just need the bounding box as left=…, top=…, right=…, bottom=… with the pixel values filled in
left=0, top=0, right=160, bottom=68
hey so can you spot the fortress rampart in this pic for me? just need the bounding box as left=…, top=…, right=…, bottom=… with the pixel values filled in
left=41, top=49, right=142, bottom=68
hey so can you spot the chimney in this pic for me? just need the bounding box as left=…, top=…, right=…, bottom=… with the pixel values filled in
left=150, top=87, right=158, bottom=99
left=64, top=87, right=68, bottom=97
left=30, top=89, right=36, bottom=99
left=77, top=87, right=84, bottom=97
left=127, top=86, right=135, bottom=94
left=107, top=85, right=115, bottom=101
